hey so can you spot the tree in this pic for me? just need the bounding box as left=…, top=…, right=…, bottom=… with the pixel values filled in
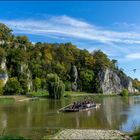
left=19, top=79, right=29, bottom=94
left=112, top=59, right=118, bottom=68
left=0, top=80, right=3, bottom=95
left=4, top=77, right=22, bottom=95
left=0, top=23, right=12, bottom=42
left=133, top=78, right=140, bottom=91
left=0, top=47, right=6, bottom=62
left=33, top=77, right=41, bottom=92
left=120, top=89, right=128, bottom=96
left=47, top=74, right=65, bottom=99
left=79, top=69, right=94, bottom=92
left=92, top=50, right=112, bottom=70
left=64, top=81, right=71, bottom=91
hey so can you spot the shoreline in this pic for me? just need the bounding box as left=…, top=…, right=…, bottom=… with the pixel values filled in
left=0, top=91, right=140, bottom=102
left=0, top=95, right=29, bottom=102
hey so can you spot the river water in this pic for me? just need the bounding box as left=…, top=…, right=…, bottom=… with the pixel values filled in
left=0, top=96, right=140, bottom=139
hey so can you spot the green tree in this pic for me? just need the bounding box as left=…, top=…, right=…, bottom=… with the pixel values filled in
left=79, top=69, right=94, bottom=92
left=120, top=89, right=128, bottom=96
left=112, top=59, right=118, bottom=68
left=64, top=81, right=71, bottom=91
left=33, top=77, right=41, bottom=92
left=92, top=50, right=112, bottom=70
left=4, top=77, right=22, bottom=95
left=0, top=23, right=12, bottom=42
left=132, top=126, right=140, bottom=140
left=19, top=79, right=29, bottom=94
left=47, top=73, right=65, bottom=99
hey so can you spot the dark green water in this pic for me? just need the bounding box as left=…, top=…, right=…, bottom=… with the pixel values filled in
left=0, top=96, right=140, bottom=139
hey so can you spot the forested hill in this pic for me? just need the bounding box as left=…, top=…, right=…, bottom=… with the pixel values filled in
left=0, top=23, right=139, bottom=95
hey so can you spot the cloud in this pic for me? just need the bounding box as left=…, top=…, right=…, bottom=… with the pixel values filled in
left=1, top=15, right=140, bottom=45
left=126, top=53, right=140, bottom=60
left=113, top=22, right=136, bottom=29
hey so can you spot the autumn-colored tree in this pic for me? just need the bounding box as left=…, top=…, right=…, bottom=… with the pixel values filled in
left=92, top=50, right=112, bottom=70
left=0, top=23, right=12, bottom=42
left=0, top=80, right=3, bottom=95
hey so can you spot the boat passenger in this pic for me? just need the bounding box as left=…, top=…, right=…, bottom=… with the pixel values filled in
left=86, top=103, right=90, bottom=108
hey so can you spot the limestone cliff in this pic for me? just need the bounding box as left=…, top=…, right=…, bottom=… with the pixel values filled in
left=98, top=69, right=133, bottom=94
left=0, top=58, right=8, bottom=85
left=70, top=65, right=78, bottom=91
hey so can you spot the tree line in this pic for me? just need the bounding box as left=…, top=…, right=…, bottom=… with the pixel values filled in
left=0, top=23, right=139, bottom=98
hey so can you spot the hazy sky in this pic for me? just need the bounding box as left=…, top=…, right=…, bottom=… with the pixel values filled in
left=1, top=1, right=140, bottom=79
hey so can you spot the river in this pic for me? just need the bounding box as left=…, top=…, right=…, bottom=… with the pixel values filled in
left=0, top=96, right=140, bottom=139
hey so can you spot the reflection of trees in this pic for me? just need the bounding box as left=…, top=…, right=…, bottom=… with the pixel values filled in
left=0, top=96, right=137, bottom=137
left=58, top=97, right=130, bottom=129
left=128, top=96, right=140, bottom=105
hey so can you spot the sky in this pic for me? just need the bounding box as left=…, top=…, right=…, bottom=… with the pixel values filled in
left=1, top=1, right=140, bottom=79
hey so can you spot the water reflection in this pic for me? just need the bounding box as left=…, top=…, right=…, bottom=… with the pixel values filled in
left=0, top=96, right=140, bottom=139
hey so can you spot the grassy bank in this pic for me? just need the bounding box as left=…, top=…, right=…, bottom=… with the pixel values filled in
left=26, top=91, right=49, bottom=98
left=0, top=135, right=30, bottom=140
left=0, top=91, right=139, bottom=102
left=23, top=91, right=140, bottom=99
left=64, top=91, right=118, bottom=98
left=27, top=91, right=118, bottom=98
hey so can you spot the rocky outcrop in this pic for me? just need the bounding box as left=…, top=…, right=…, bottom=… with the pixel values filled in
left=0, top=73, right=8, bottom=85
left=98, top=69, right=133, bottom=94
left=0, top=58, right=8, bottom=85
left=71, top=65, right=78, bottom=91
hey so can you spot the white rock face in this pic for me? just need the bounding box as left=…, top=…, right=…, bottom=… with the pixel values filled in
left=98, top=69, right=133, bottom=94
left=1, top=58, right=6, bottom=70
left=0, top=59, right=8, bottom=85
left=0, top=73, right=8, bottom=85
left=71, top=65, right=78, bottom=91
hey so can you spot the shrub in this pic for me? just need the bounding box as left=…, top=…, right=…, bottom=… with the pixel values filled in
left=132, top=126, right=140, bottom=140
left=120, top=89, right=128, bottom=96
left=4, top=77, right=22, bottom=95
left=47, top=73, right=65, bottom=99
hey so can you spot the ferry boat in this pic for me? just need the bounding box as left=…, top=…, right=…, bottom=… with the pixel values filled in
left=59, top=102, right=101, bottom=112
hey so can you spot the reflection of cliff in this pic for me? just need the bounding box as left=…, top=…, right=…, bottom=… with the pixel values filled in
left=101, top=97, right=128, bottom=129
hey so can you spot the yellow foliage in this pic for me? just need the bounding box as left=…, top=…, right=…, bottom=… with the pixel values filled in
left=0, top=80, right=3, bottom=95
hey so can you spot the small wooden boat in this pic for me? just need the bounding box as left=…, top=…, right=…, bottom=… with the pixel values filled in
left=59, top=103, right=101, bottom=112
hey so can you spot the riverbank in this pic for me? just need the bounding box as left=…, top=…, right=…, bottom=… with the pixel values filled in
left=44, top=129, right=130, bottom=140
left=64, top=91, right=118, bottom=98
left=0, top=95, right=28, bottom=102
left=0, top=91, right=140, bottom=102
